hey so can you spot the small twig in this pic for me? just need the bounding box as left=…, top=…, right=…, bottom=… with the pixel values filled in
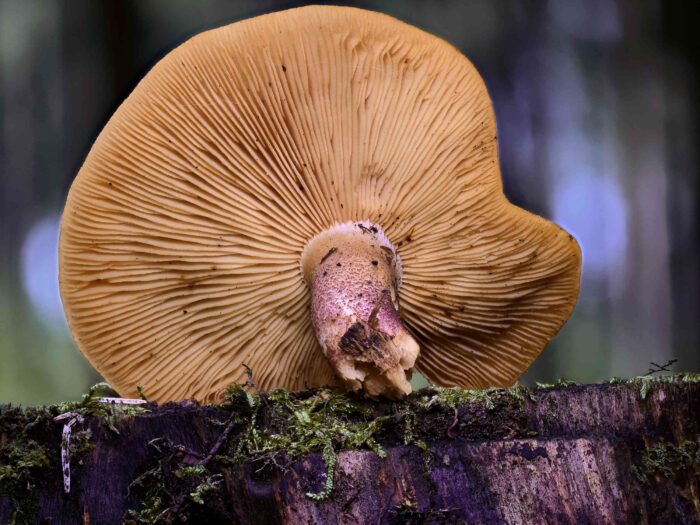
left=254, top=451, right=282, bottom=473
left=201, top=415, right=236, bottom=467
left=165, top=413, right=237, bottom=522
left=646, top=359, right=678, bottom=375
left=172, top=444, right=205, bottom=461
left=447, top=407, right=459, bottom=438
left=136, top=385, right=149, bottom=401
left=393, top=403, right=402, bottom=423
left=242, top=363, right=259, bottom=390
left=97, top=397, right=148, bottom=405
left=158, top=499, right=180, bottom=524
left=322, top=397, right=330, bottom=422
left=424, top=394, right=439, bottom=409
left=54, top=412, right=85, bottom=493
left=54, top=412, right=78, bottom=422
left=242, top=363, right=268, bottom=406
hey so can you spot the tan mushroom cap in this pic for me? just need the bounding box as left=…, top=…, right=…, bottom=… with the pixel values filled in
left=59, top=5, right=581, bottom=403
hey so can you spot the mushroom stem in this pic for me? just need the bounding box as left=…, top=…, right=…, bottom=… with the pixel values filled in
left=301, top=222, right=419, bottom=399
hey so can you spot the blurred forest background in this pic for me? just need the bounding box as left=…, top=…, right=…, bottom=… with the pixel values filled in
left=1, top=0, right=698, bottom=404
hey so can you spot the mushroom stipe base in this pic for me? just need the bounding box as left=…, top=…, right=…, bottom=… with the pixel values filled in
left=301, top=222, right=419, bottom=399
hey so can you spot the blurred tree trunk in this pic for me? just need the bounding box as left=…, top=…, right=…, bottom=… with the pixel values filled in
left=1, top=380, right=699, bottom=524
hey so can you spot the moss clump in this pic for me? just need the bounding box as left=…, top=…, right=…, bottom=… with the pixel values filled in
left=534, top=378, right=578, bottom=389
left=633, top=435, right=700, bottom=483
left=57, top=382, right=150, bottom=433
left=0, top=436, right=49, bottom=521
left=124, top=445, right=173, bottom=524
left=1, top=382, right=151, bottom=521
left=398, top=408, right=430, bottom=469
left=0, top=406, right=53, bottom=521
left=188, top=474, right=223, bottom=505
left=223, top=385, right=390, bottom=501
left=611, top=373, right=700, bottom=400
left=531, top=372, right=700, bottom=400
left=125, top=437, right=229, bottom=524
left=416, top=384, right=537, bottom=411
left=125, top=385, right=395, bottom=520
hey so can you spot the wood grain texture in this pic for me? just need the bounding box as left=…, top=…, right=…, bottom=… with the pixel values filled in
left=2, top=380, right=698, bottom=524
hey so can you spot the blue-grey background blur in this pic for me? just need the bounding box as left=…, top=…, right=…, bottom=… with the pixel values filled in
left=1, top=0, right=698, bottom=404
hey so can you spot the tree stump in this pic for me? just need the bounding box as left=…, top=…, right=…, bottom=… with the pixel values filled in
left=1, top=377, right=699, bottom=524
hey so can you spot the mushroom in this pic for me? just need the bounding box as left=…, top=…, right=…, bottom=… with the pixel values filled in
left=59, top=6, right=581, bottom=403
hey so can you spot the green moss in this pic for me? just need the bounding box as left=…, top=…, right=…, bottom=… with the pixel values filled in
left=0, top=382, right=151, bottom=521
left=0, top=407, right=52, bottom=521
left=188, top=474, right=223, bottom=505
left=0, top=439, right=49, bottom=511
left=210, top=380, right=540, bottom=497
left=535, top=378, right=578, bottom=389
left=57, top=382, right=150, bottom=434
left=606, top=373, right=700, bottom=400
left=223, top=385, right=390, bottom=501
left=4, top=373, right=700, bottom=521
left=416, top=384, right=536, bottom=411
left=124, top=457, right=172, bottom=524
left=399, top=408, right=431, bottom=469
left=634, top=435, right=700, bottom=483
left=136, top=385, right=148, bottom=401
left=175, top=464, right=207, bottom=478
left=125, top=455, right=224, bottom=521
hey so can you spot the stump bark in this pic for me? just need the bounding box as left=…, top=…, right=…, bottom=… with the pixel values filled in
left=1, top=379, right=699, bottom=524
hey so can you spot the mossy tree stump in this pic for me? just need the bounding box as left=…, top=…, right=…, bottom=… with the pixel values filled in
left=1, top=377, right=699, bottom=524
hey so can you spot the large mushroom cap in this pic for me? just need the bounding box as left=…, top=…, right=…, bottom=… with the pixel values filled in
left=59, top=5, right=581, bottom=403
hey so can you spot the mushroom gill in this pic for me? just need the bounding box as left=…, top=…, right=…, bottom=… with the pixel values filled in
left=59, top=6, right=581, bottom=403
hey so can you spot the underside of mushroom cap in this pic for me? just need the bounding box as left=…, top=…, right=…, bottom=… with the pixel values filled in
left=59, top=5, right=581, bottom=403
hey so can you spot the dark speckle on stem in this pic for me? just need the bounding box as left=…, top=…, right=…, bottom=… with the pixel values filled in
left=321, top=247, right=337, bottom=263
left=371, top=260, right=378, bottom=266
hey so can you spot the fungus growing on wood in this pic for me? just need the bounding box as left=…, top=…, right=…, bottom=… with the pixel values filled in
left=59, top=6, right=581, bottom=403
